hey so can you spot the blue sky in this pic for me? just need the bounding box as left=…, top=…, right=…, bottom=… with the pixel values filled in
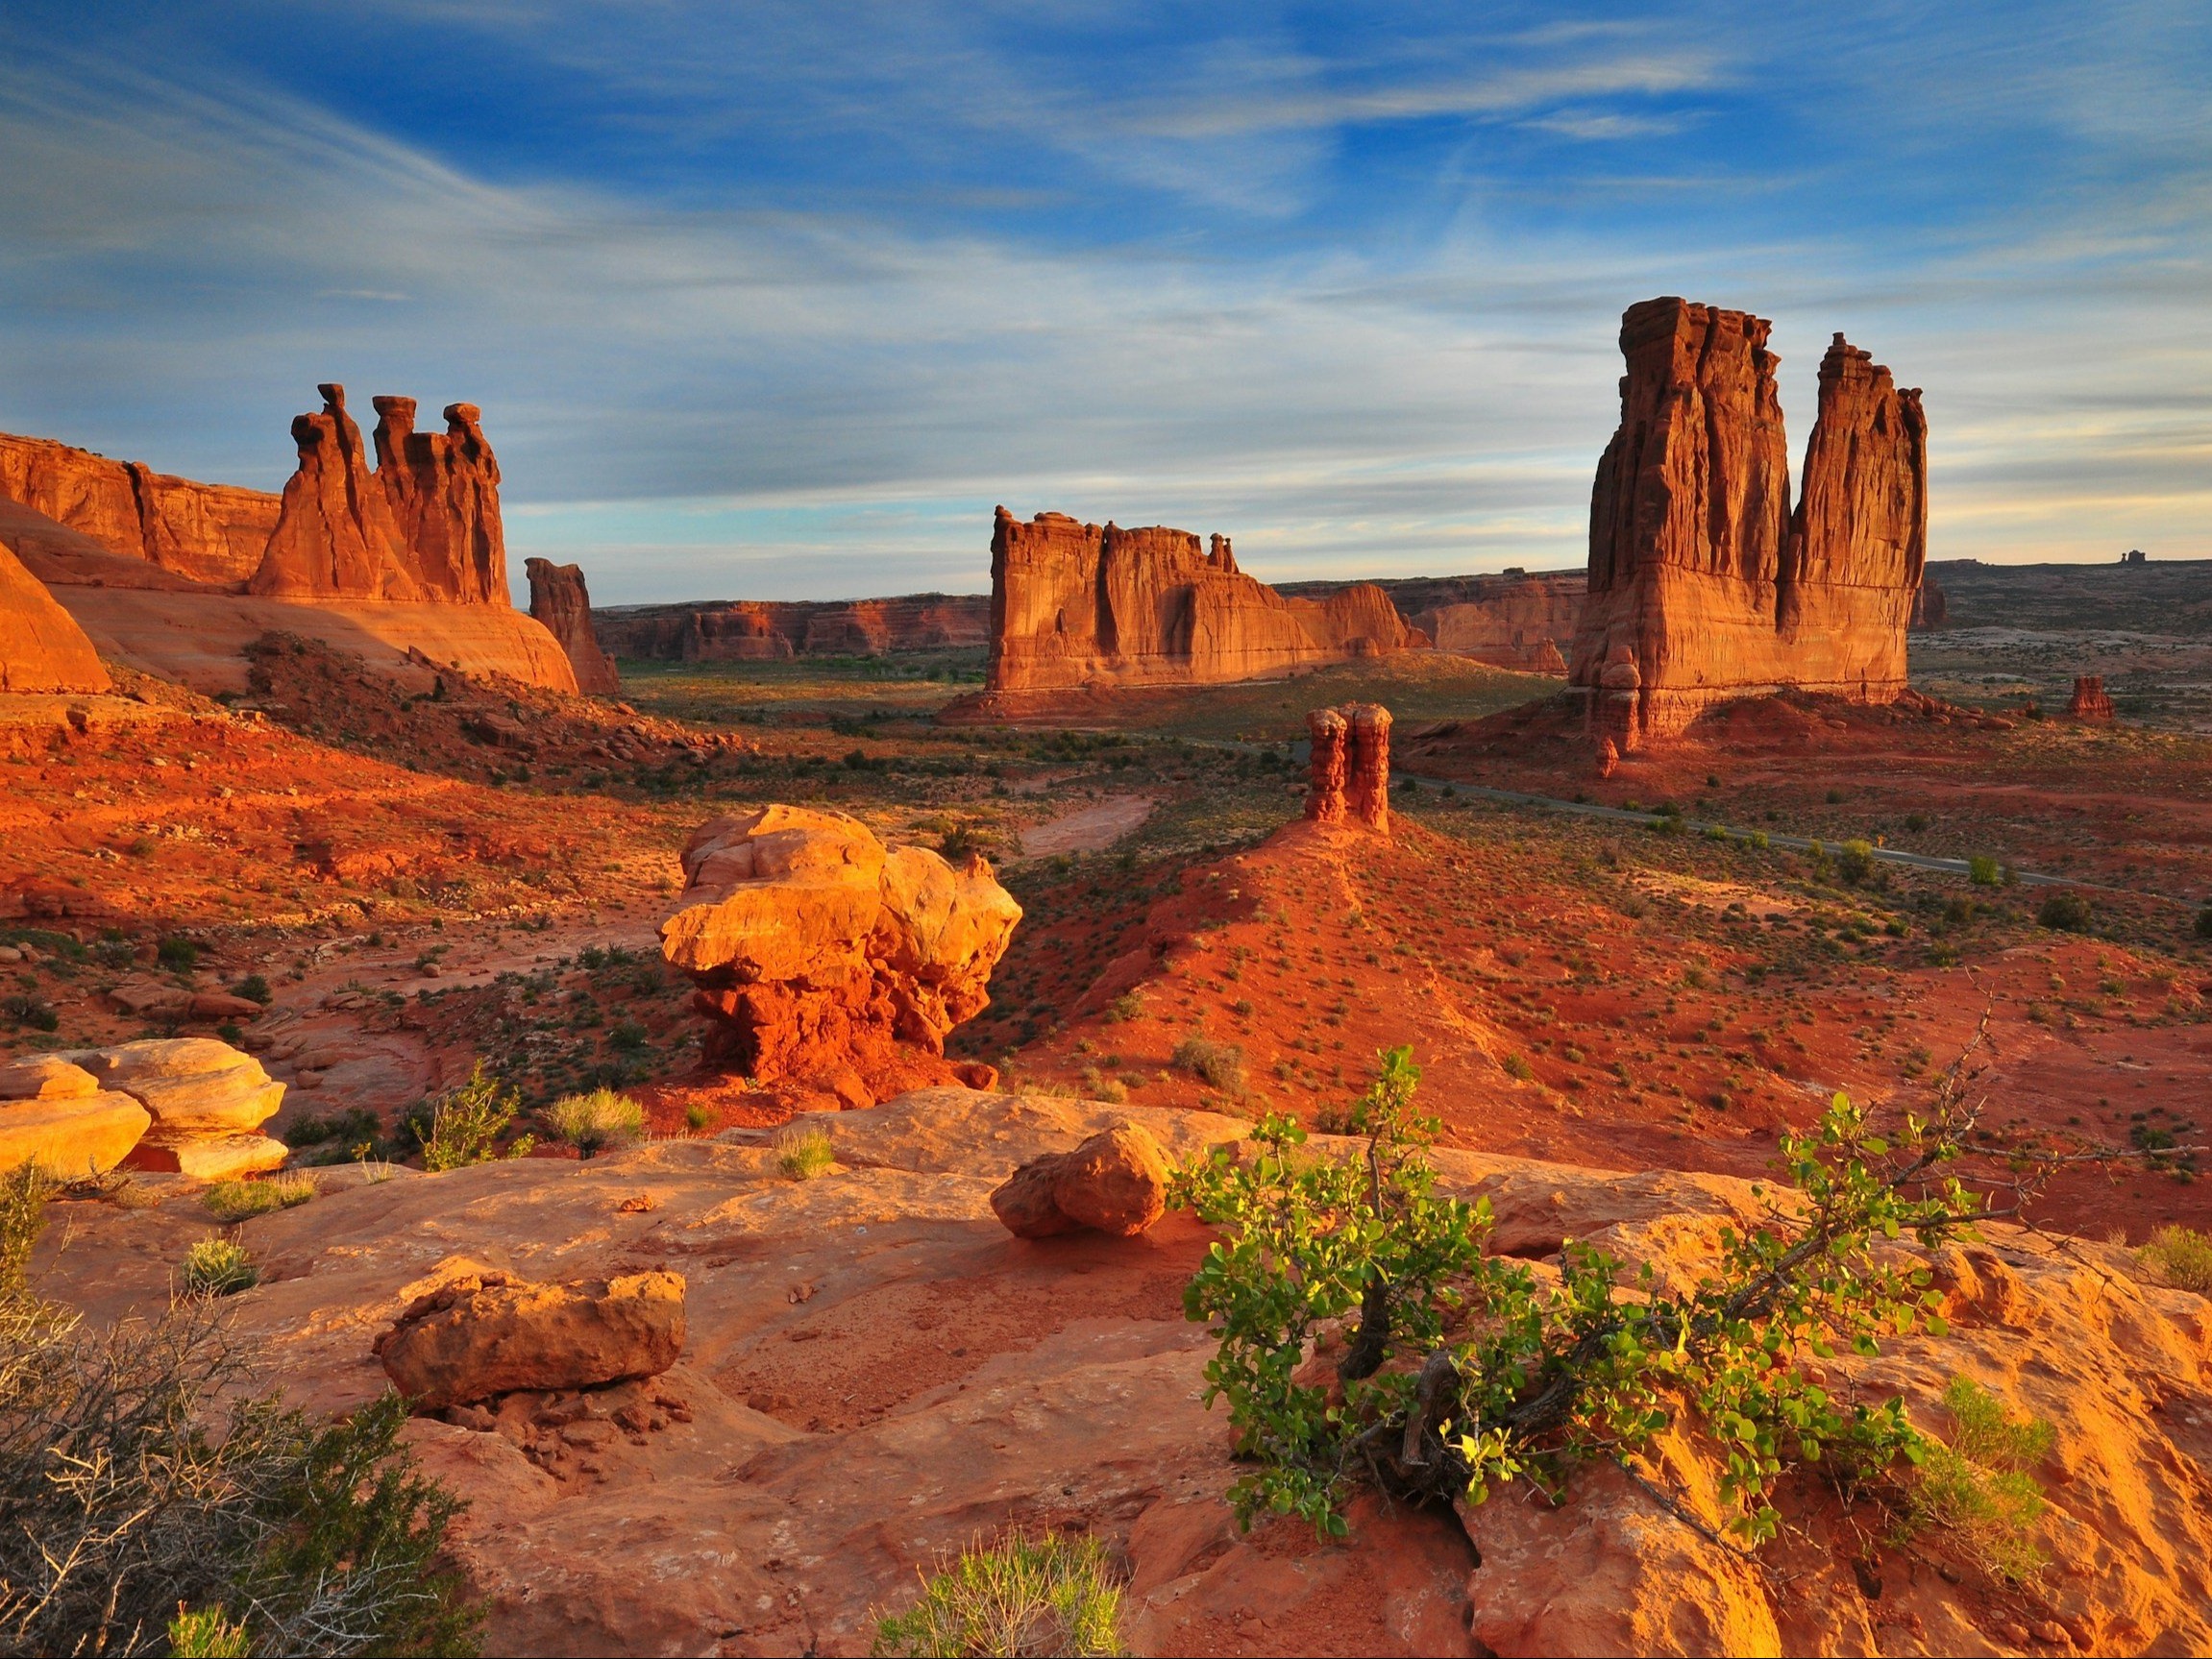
left=1, top=2, right=2206, bottom=602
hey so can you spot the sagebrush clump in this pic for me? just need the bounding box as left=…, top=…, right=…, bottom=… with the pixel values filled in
left=544, top=1087, right=646, bottom=1159
left=1170, top=1036, right=1245, bottom=1095
left=872, top=1531, right=1123, bottom=1658
left=2140, top=1225, right=2212, bottom=1293
left=1900, top=1376, right=2054, bottom=1582
left=774, top=1126, right=835, bottom=1181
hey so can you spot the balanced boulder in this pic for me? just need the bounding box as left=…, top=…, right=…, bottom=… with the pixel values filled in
left=990, top=1123, right=1170, bottom=1239
left=375, top=1269, right=687, bottom=1409
left=76, top=1037, right=287, bottom=1179
left=0, top=1056, right=150, bottom=1179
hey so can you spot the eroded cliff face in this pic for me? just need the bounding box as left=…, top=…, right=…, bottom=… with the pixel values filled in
left=1408, top=573, right=1585, bottom=671
left=250, top=384, right=423, bottom=602
left=526, top=558, right=621, bottom=695
left=0, top=432, right=278, bottom=587
left=592, top=595, right=990, bottom=662
left=987, top=509, right=1424, bottom=693
left=1569, top=299, right=1925, bottom=748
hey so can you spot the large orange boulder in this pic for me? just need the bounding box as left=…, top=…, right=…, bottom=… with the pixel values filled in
left=986, top=509, right=1424, bottom=693
left=659, top=806, right=1021, bottom=1091
left=376, top=1269, right=686, bottom=1409
left=0, top=537, right=111, bottom=694
left=250, top=384, right=423, bottom=602
left=76, top=1037, right=288, bottom=1180
left=1569, top=300, right=1925, bottom=749
left=989, top=1123, right=1170, bottom=1238
left=0, top=1057, right=149, bottom=1180
left=526, top=558, right=621, bottom=695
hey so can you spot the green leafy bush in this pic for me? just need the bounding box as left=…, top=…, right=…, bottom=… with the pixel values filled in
left=872, top=1531, right=1123, bottom=1658
left=1900, top=1377, right=2053, bottom=1583
left=543, top=1088, right=646, bottom=1159
left=1170, top=1037, right=1246, bottom=1095
left=202, top=1173, right=316, bottom=1225
left=2140, top=1225, right=2212, bottom=1293
left=1837, top=839, right=1876, bottom=884
left=2036, top=890, right=2092, bottom=933
left=232, top=974, right=273, bottom=1006
left=180, top=1238, right=258, bottom=1298
left=1968, top=855, right=2003, bottom=888
left=421, top=1063, right=531, bottom=1172
left=157, top=936, right=201, bottom=972
left=774, top=1126, right=835, bottom=1181
left=1176, top=1051, right=1979, bottom=1544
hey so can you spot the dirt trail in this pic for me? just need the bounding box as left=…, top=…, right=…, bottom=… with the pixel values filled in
left=1018, top=793, right=1154, bottom=857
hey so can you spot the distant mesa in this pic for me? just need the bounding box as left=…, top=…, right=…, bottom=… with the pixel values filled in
left=985, top=508, right=1427, bottom=695
left=2123, top=549, right=2147, bottom=565
left=527, top=558, right=622, bottom=695
left=1277, top=571, right=1584, bottom=672
left=592, top=593, right=991, bottom=662
left=1571, top=300, right=1927, bottom=750
left=0, top=387, right=585, bottom=695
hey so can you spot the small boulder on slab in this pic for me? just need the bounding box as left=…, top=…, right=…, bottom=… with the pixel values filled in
left=375, top=1269, right=687, bottom=1409
left=0, top=1057, right=150, bottom=1179
left=990, top=1123, right=1169, bottom=1239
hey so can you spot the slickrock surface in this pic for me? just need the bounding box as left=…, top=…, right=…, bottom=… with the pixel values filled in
left=986, top=508, right=1424, bottom=694
left=593, top=593, right=991, bottom=661
left=2068, top=674, right=2116, bottom=720
left=1570, top=299, right=1926, bottom=750
left=377, top=1269, right=686, bottom=1408
left=659, top=806, right=1021, bottom=1100
left=989, top=1122, right=1171, bottom=1238
left=0, top=428, right=280, bottom=585
left=526, top=558, right=621, bottom=695
left=25, top=1084, right=2210, bottom=1657
left=1305, top=701, right=1391, bottom=832
left=0, top=535, right=111, bottom=694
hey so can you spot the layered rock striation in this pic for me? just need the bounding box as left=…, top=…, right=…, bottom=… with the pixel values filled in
left=0, top=430, right=280, bottom=586
left=987, top=509, right=1425, bottom=693
left=526, top=558, right=621, bottom=695
left=594, top=595, right=990, bottom=662
left=659, top=806, right=1021, bottom=1102
left=1569, top=300, right=1926, bottom=748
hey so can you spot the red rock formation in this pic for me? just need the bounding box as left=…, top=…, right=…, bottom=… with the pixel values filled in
left=250, top=385, right=422, bottom=602
left=526, top=558, right=621, bottom=695
left=0, top=431, right=279, bottom=586
left=1305, top=702, right=1391, bottom=832
left=2068, top=675, right=2115, bottom=720
left=1569, top=300, right=1925, bottom=749
left=592, top=594, right=991, bottom=662
left=1910, top=571, right=1948, bottom=630
left=0, top=536, right=111, bottom=694
left=989, top=1123, right=1170, bottom=1238
left=1405, top=573, right=1585, bottom=671
left=659, top=807, right=1022, bottom=1101
left=987, top=509, right=1425, bottom=693
left=373, top=398, right=509, bottom=603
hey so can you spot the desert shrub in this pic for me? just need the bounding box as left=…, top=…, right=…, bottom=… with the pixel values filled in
left=607, top=1017, right=649, bottom=1053
left=1968, top=855, right=2003, bottom=888
left=0, top=993, right=59, bottom=1033
left=2195, top=907, right=2212, bottom=940
left=421, top=1062, right=531, bottom=1172
left=774, top=1126, right=835, bottom=1181
left=1500, top=1054, right=1534, bottom=1081
left=1837, top=839, right=1876, bottom=884
left=1900, top=1377, right=2053, bottom=1583
left=2036, top=890, right=2092, bottom=933
left=1170, top=1037, right=1246, bottom=1095
left=684, top=1102, right=715, bottom=1133
left=543, top=1088, right=646, bottom=1159
left=872, top=1531, right=1123, bottom=1659
left=1905, top=813, right=1929, bottom=833
left=0, top=1293, right=479, bottom=1653
left=2140, top=1225, right=2212, bottom=1293
left=180, top=1238, right=258, bottom=1299
left=0, top=1167, right=53, bottom=1299
left=157, top=936, right=201, bottom=972
left=1804, top=840, right=1832, bottom=880
left=202, top=1173, right=316, bottom=1225
left=232, top=974, right=273, bottom=1006
left=1102, top=989, right=1146, bottom=1024
left=1176, top=1050, right=1976, bottom=1543
left=283, top=1106, right=382, bottom=1152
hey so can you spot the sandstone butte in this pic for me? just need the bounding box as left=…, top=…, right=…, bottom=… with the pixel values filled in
left=0, top=388, right=584, bottom=695
left=526, top=557, right=622, bottom=695
left=985, top=508, right=1427, bottom=694
left=657, top=805, right=1021, bottom=1106
left=1569, top=298, right=1928, bottom=749
left=592, top=593, right=991, bottom=662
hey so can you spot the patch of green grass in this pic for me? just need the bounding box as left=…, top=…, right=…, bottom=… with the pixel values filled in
left=179, top=1237, right=258, bottom=1298
left=201, top=1173, right=316, bottom=1225
left=1901, top=1376, right=2053, bottom=1584
left=872, top=1531, right=1125, bottom=1659
left=774, top=1126, right=835, bottom=1181
left=543, top=1087, right=646, bottom=1159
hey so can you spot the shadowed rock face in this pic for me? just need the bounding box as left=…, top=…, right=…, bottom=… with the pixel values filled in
left=0, top=536, right=111, bottom=694
left=1570, top=299, right=1926, bottom=749
left=987, top=508, right=1425, bottom=693
left=526, top=558, right=621, bottom=695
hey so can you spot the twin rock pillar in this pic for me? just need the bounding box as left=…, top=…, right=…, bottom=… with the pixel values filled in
left=1305, top=703, right=1392, bottom=834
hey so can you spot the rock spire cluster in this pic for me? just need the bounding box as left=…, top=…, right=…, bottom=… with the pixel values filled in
left=986, top=508, right=1424, bottom=694
left=1570, top=300, right=1927, bottom=749
left=1306, top=702, right=1392, bottom=833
